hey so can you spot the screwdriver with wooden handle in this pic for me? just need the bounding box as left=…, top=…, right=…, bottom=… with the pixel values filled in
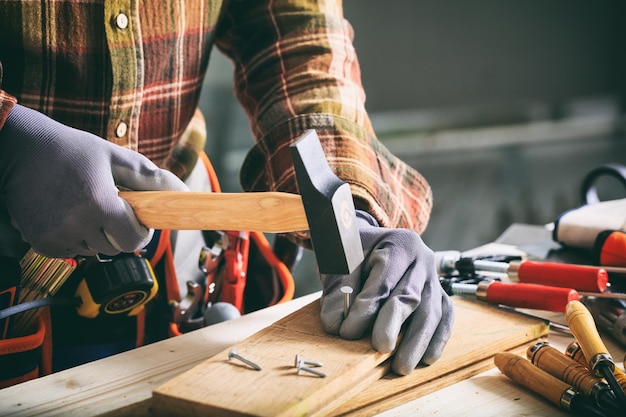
left=566, top=341, right=626, bottom=396
left=494, top=352, right=607, bottom=417
left=436, top=251, right=609, bottom=292
left=565, top=300, right=626, bottom=407
left=527, top=341, right=620, bottom=415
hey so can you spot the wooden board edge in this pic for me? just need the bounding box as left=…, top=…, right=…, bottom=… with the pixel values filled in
left=150, top=297, right=550, bottom=417
left=331, top=340, right=543, bottom=417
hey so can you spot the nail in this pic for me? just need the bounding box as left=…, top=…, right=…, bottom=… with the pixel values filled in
left=297, top=361, right=327, bottom=378
left=228, top=348, right=262, bottom=371
left=340, top=286, right=353, bottom=319
left=295, top=354, right=324, bottom=368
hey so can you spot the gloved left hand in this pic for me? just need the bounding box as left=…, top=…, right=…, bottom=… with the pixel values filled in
left=0, top=104, right=188, bottom=258
left=319, top=211, right=454, bottom=375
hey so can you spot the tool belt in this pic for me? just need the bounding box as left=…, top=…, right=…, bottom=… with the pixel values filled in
left=0, top=151, right=297, bottom=388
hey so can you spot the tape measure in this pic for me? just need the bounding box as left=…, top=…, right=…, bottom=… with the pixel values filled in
left=74, top=254, right=158, bottom=318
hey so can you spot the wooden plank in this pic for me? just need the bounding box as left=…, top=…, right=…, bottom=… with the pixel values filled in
left=152, top=297, right=549, bottom=417
left=338, top=344, right=531, bottom=417
left=105, top=347, right=525, bottom=417
left=152, top=301, right=392, bottom=417
left=0, top=293, right=320, bottom=417
left=321, top=299, right=548, bottom=417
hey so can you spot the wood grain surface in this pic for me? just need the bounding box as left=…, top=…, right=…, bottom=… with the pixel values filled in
left=119, top=191, right=309, bottom=232
left=152, top=297, right=549, bottom=417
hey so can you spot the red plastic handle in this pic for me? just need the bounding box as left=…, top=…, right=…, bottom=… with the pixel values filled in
left=515, top=261, right=608, bottom=293
left=485, top=281, right=579, bottom=312
left=220, top=231, right=251, bottom=314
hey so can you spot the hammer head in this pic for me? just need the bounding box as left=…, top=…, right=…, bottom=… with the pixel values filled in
left=289, top=130, right=364, bottom=275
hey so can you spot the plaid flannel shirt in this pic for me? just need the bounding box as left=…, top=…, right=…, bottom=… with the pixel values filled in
left=0, top=0, right=432, bottom=234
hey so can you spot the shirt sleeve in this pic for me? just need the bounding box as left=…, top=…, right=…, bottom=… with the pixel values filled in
left=214, top=0, right=432, bottom=235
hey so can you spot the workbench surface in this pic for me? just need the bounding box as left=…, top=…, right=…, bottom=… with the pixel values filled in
left=0, top=291, right=623, bottom=417
left=1, top=223, right=625, bottom=416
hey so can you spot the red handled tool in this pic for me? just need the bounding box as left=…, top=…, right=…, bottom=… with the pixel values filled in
left=437, top=251, right=608, bottom=293
left=220, top=230, right=250, bottom=314
left=447, top=280, right=579, bottom=312
left=198, top=230, right=250, bottom=315
left=478, top=259, right=608, bottom=293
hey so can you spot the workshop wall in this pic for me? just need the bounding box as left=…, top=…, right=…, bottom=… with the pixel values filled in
left=198, top=0, right=626, bottom=296
left=342, top=0, right=626, bottom=250
left=346, top=0, right=625, bottom=115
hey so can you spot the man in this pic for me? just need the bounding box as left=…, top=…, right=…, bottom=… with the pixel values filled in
left=0, top=0, right=453, bottom=377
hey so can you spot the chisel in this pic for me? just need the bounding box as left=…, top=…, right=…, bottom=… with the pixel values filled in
left=494, top=352, right=607, bottom=417
left=527, top=341, right=620, bottom=415
left=566, top=300, right=626, bottom=407
left=436, top=251, right=608, bottom=292
left=566, top=341, right=626, bottom=396
left=445, top=280, right=579, bottom=312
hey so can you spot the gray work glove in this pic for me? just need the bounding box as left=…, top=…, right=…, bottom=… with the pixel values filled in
left=0, top=104, right=188, bottom=258
left=320, top=211, right=454, bottom=375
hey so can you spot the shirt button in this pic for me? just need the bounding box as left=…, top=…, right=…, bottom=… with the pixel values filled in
left=116, top=122, right=128, bottom=138
left=115, top=13, right=129, bottom=30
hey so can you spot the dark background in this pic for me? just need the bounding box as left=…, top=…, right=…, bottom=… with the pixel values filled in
left=198, top=0, right=626, bottom=295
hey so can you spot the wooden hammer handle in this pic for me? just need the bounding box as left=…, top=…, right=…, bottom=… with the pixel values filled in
left=119, top=191, right=309, bottom=233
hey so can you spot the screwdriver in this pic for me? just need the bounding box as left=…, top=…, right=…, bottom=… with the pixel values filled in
left=436, top=251, right=609, bottom=292
left=565, top=300, right=626, bottom=407
left=445, top=279, right=579, bottom=313
left=527, top=341, right=620, bottom=415
left=566, top=341, right=626, bottom=396
left=494, top=352, right=608, bottom=417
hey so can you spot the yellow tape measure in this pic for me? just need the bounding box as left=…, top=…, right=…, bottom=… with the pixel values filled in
left=75, top=254, right=158, bottom=318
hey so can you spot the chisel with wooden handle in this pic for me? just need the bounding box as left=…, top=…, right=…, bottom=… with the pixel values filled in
left=527, top=341, right=620, bottom=415
left=566, top=341, right=626, bottom=396
left=566, top=300, right=626, bottom=407
left=494, top=352, right=606, bottom=417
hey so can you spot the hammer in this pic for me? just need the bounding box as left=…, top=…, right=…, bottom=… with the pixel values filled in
left=119, top=130, right=364, bottom=275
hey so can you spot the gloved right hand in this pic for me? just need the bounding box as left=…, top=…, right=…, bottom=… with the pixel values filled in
left=0, top=104, right=188, bottom=258
left=319, top=211, right=454, bottom=375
